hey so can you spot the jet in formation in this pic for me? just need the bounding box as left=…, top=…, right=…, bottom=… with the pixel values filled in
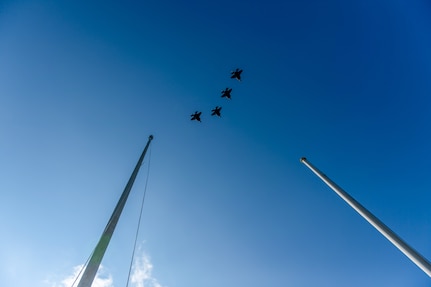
left=230, top=68, right=243, bottom=81
left=190, top=111, right=202, bottom=122
left=221, top=88, right=232, bottom=99
left=211, top=106, right=222, bottom=117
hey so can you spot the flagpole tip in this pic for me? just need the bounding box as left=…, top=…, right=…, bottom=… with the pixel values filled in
left=300, top=157, right=307, bottom=163
left=149, top=135, right=154, bottom=140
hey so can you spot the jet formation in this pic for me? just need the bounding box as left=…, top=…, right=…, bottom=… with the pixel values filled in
left=191, top=68, right=242, bottom=122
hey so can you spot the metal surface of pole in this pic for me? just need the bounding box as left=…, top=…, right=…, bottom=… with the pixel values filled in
left=76, top=135, right=154, bottom=287
left=300, top=157, right=431, bottom=278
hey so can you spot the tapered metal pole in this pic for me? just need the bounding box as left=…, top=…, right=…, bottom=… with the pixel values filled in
left=300, top=157, right=431, bottom=277
left=76, top=135, right=154, bottom=287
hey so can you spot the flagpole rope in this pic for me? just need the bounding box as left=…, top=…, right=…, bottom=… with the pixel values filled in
left=125, top=145, right=152, bottom=287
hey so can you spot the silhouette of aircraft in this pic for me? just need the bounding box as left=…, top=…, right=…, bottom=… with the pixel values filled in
left=230, top=68, right=243, bottom=81
left=221, top=88, right=232, bottom=99
left=211, top=106, right=222, bottom=117
left=190, top=111, right=202, bottom=122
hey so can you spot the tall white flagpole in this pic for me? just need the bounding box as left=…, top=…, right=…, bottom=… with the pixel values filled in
left=300, top=157, right=431, bottom=277
left=76, top=135, right=154, bottom=287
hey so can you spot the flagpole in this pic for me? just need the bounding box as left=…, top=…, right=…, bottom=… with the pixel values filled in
left=300, top=157, right=431, bottom=277
left=76, top=135, right=154, bottom=287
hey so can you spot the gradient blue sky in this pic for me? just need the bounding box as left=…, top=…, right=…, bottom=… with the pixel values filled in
left=1, top=0, right=431, bottom=286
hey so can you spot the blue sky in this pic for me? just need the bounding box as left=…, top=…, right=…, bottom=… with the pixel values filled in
left=1, top=0, right=431, bottom=286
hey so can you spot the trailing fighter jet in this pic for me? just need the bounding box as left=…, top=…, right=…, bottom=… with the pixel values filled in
left=221, top=88, right=232, bottom=99
left=211, top=106, right=222, bottom=117
left=190, top=111, right=202, bottom=122
left=230, top=68, right=243, bottom=81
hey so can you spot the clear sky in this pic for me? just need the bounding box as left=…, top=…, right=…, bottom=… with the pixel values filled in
left=1, top=0, right=431, bottom=286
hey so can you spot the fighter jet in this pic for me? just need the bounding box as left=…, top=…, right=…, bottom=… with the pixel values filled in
left=230, top=68, right=243, bottom=81
left=211, top=106, right=222, bottom=117
left=221, top=88, right=232, bottom=99
left=190, top=111, right=202, bottom=122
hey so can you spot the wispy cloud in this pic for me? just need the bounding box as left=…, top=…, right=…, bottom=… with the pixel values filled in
left=130, top=250, right=163, bottom=287
left=48, top=247, right=163, bottom=287
left=48, top=265, right=113, bottom=287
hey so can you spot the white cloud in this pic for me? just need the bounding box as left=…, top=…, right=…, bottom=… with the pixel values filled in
left=47, top=264, right=113, bottom=287
left=131, top=250, right=163, bottom=287
left=48, top=247, right=163, bottom=287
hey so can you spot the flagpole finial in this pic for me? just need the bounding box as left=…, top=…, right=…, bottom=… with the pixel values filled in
left=149, top=135, right=154, bottom=140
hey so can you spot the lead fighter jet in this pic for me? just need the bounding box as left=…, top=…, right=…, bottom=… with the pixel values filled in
left=221, top=88, right=232, bottom=99
left=190, top=111, right=202, bottom=122
left=211, top=106, right=222, bottom=117
left=230, top=68, right=243, bottom=81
